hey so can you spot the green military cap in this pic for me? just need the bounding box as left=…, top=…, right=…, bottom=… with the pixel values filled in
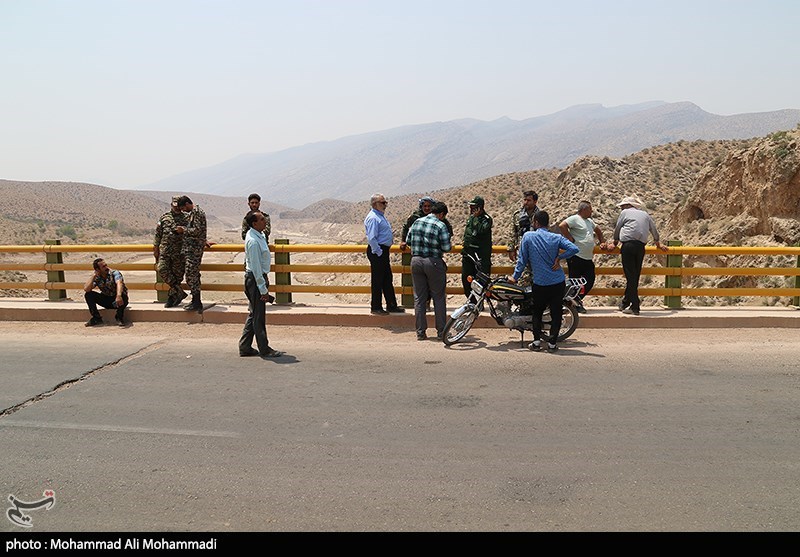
left=467, top=195, right=484, bottom=207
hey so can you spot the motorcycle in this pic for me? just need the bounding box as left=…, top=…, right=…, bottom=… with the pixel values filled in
left=442, top=253, right=586, bottom=347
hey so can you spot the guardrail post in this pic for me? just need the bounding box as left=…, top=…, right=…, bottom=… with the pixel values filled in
left=154, top=256, right=168, bottom=303
left=44, top=239, right=66, bottom=301
left=274, top=239, right=292, bottom=304
left=401, top=250, right=413, bottom=308
left=664, top=240, right=682, bottom=309
left=794, top=246, right=800, bottom=308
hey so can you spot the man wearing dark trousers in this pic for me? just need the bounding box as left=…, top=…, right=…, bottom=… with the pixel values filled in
left=83, top=258, right=128, bottom=327
left=405, top=202, right=452, bottom=340
left=364, top=193, right=405, bottom=316
left=509, top=211, right=578, bottom=352
left=604, top=196, right=667, bottom=315
left=239, top=211, right=284, bottom=359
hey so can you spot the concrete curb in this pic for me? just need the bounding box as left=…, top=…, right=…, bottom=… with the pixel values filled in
left=1, top=298, right=799, bottom=329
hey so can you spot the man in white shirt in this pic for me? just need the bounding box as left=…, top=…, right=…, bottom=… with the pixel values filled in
left=239, top=211, right=284, bottom=359
left=558, top=200, right=605, bottom=313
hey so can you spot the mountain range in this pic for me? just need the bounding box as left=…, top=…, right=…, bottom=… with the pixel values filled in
left=138, top=101, right=800, bottom=208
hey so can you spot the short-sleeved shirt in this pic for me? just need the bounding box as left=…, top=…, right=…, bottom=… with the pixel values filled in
left=93, top=269, right=127, bottom=298
left=564, top=214, right=597, bottom=260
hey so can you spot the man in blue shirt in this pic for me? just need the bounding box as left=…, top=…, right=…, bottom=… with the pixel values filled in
left=364, top=193, right=405, bottom=315
left=509, top=211, right=579, bottom=352
left=405, top=202, right=452, bottom=340
left=239, top=210, right=284, bottom=359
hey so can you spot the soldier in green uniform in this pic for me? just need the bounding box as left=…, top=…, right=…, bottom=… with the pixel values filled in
left=506, top=190, right=541, bottom=287
left=153, top=196, right=188, bottom=308
left=241, top=193, right=271, bottom=242
left=178, top=196, right=215, bottom=312
left=461, top=195, right=493, bottom=297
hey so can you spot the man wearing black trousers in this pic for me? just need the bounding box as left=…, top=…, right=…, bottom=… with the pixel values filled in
left=604, top=196, right=668, bottom=315
left=364, top=193, right=405, bottom=316
left=83, top=258, right=128, bottom=327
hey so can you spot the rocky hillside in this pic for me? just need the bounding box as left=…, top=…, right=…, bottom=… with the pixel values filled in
left=0, top=180, right=170, bottom=245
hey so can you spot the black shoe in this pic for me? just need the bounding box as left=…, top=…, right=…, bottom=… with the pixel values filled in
left=114, top=316, right=125, bottom=327
left=164, top=295, right=177, bottom=308
left=370, top=309, right=389, bottom=315
left=618, top=300, right=629, bottom=312
left=260, top=349, right=285, bottom=359
left=529, top=340, right=543, bottom=351
left=85, top=316, right=103, bottom=327
left=239, top=348, right=260, bottom=357
left=177, top=290, right=188, bottom=303
left=184, top=293, right=203, bottom=312
left=387, top=306, right=406, bottom=313
left=547, top=342, right=558, bottom=352
left=417, top=333, right=427, bottom=341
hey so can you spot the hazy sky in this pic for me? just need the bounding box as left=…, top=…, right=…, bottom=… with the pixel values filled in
left=2, top=0, right=798, bottom=189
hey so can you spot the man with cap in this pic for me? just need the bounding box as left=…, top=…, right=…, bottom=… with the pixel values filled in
left=153, top=196, right=188, bottom=308
left=177, top=195, right=215, bottom=313
left=461, top=195, right=493, bottom=297
left=400, top=196, right=453, bottom=251
left=603, top=196, right=668, bottom=315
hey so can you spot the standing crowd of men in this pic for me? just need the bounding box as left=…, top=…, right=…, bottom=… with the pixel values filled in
left=83, top=187, right=666, bottom=356
left=366, top=189, right=666, bottom=349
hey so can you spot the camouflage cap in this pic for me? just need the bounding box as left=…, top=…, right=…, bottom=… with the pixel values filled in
left=171, top=195, right=181, bottom=207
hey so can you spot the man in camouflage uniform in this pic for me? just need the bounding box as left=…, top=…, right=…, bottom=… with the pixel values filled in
left=506, top=190, right=541, bottom=287
left=153, top=196, right=188, bottom=308
left=241, top=193, right=271, bottom=241
left=178, top=196, right=215, bottom=312
left=400, top=196, right=453, bottom=251
left=461, top=195, right=493, bottom=297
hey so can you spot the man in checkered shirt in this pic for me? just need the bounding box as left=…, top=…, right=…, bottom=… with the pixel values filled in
left=404, top=202, right=452, bottom=340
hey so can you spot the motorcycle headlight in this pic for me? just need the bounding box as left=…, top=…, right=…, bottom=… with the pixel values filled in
left=471, top=281, right=484, bottom=295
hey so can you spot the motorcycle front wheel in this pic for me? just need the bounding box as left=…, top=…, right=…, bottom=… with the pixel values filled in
left=442, top=304, right=480, bottom=346
left=541, top=305, right=580, bottom=342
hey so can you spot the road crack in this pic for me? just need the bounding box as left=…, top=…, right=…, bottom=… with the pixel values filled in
left=0, top=340, right=167, bottom=418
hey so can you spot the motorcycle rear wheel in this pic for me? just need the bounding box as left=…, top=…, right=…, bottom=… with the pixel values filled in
left=541, top=305, right=580, bottom=342
left=442, top=304, right=479, bottom=346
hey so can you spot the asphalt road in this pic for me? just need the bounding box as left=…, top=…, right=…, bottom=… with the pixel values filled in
left=1, top=322, right=799, bottom=532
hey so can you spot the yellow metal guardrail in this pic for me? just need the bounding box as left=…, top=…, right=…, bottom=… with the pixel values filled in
left=1, top=241, right=799, bottom=307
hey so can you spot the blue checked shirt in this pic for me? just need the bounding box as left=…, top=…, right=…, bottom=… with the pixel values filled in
left=405, top=214, right=452, bottom=258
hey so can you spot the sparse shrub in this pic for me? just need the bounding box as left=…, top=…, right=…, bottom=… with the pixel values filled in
left=56, top=225, right=77, bottom=241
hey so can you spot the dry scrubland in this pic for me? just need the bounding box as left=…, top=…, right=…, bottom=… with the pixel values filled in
left=1, top=127, right=799, bottom=308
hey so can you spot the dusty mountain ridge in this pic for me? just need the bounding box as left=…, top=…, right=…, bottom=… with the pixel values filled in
left=141, top=102, right=800, bottom=208
left=2, top=127, right=798, bottom=306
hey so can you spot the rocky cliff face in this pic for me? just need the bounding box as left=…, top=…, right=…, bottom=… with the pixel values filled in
left=670, top=127, right=800, bottom=245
